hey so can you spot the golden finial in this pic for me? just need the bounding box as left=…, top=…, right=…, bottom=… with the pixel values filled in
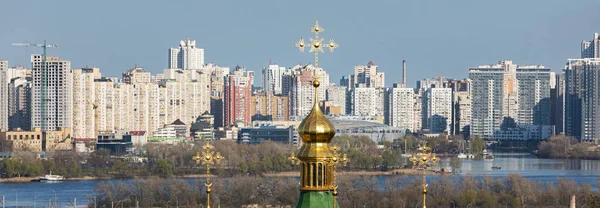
left=409, top=143, right=437, bottom=208
left=288, top=151, right=301, bottom=165
left=193, top=143, right=224, bottom=208
left=326, top=145, right=349, bottom=208
left=295, top=20, right=338, bottom=69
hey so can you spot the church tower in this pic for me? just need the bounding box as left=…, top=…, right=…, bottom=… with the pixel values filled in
left=292, top=21, right=342, bottom=208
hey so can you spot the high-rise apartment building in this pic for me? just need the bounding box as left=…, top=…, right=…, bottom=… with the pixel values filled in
left=289, top=65, right=329, bottom=118
left=417, top=76, right=448, bottom=90
left=348, top=61, right=385, bottom=88
left=564, top=58, right=600, bottom=143
left=581, top=33, right=600, bottom=58
left=425, top=88, right=453, bottom=133
left=469, top=60, right=551, bottom=139
left=94, top=77, right=116, bottom=135
left=206, top=64, right=230, bottom=128
left=551, top=73, right=565, bottom=134
left=349, top=86, right=386, bottom=117
left=453, top=91, right=471, bottom=136
left=159, top=68, right=211, bottom=128
left=6, top=66, right=32, bottom=131
left=350, top=87, right=377, bottom=116
left=251, top=91, right=289, bottom=121
left=326, top=85, right=347, bottom=115
left=0, top=61, right=7, bottom=130
left=169, top=38, right=205, bottom=70
left=8, top=77, right=31, bottom=130
left=224, top=66, right=254, bottom=127
left=413, top=90, right=424, bottom=132
left=31, top=55, right=73, bottom=131
left=387, top=84, right=415, bottom=132
left=262, top=64, right=286, bottom=95
left=72, top=67, right=101, bottom=139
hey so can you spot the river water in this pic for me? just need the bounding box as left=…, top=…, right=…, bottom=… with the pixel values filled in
left=1, top=152, right=599, bottom=207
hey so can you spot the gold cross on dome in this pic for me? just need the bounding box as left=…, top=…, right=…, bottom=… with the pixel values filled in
left=295, top=21, right=339, bottom=69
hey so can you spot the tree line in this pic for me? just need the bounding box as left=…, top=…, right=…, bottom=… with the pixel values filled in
left=537, top=135, right=600, bottom=159
left=2, top=135, right=438, bottom=178
left=90, top=174, right=600, bottom=208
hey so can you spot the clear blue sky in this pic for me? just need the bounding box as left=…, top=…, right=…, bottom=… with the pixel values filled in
left=0, top=0, right=598, bottom=87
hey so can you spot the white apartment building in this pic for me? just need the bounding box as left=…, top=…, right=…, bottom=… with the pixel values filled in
left=94, top=78, right=116, bottom=135
left=262, top=64, right=286, bottom=95
left=159, top=68, right=211, bottom=129
left=31, top=55, right=73, bottom=131
left=348, top=61, right=385, bottom=88
left=169, top=38, right=204, bottom=70
left=326, top=85, right=347, bottom=115
left=72, top=67, right=101, bottom=139
left=469, top=60, right=551, bottom=139
left=0, top=61, right=7, bottom=130
left=289, top=65, right=329, bottom=118
left=388, top=86, right=415, bottom=133
left=349, top=86, right=385, bottom=117
left=350, top=87, right=375, bottom=116
left=582, top=33, right=600, bottom=58
left=425, top=88, right=452, bottom=133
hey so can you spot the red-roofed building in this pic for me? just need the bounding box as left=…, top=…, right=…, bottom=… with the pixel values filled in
left=129, top=131, right=147, bottom=146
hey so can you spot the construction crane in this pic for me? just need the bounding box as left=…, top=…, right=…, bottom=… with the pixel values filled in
left=12, top=40, right=58, bottom=130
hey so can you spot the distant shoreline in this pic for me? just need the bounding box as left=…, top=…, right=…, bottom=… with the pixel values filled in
left=0, top=169, right=439, bottom=183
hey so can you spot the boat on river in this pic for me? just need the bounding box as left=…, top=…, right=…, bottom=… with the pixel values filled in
left=39, top=171, right=64, bottom=182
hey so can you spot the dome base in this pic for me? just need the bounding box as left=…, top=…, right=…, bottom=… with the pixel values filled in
left=296, top=191, right=340, bottom=208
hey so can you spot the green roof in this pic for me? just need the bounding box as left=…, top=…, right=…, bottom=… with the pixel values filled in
left=296, top=191, right=339, bottom=208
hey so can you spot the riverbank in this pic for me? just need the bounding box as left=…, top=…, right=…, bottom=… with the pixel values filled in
left=263, top=168, right=438, bottom=177
left=0, top=169, right=438, bottom=183
left=0, top=176, right=101, bottom=183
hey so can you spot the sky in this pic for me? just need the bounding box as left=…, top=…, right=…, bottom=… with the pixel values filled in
left=0, top=0, right=598, bottom=87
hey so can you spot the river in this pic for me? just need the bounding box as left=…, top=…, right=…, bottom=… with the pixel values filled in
left=1, top=152, right=600, bottom=207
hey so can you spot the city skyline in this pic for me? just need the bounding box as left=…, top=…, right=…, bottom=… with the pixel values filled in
left=0, top=0, right=598, bottom=88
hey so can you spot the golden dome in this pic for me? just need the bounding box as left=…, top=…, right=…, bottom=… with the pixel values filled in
left=297, top=78, right=335, bottom=143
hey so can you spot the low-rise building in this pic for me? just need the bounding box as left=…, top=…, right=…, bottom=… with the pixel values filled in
left=96, top=131, right=133, bottom=154
left=0, top=128, right=43, bottom=151
left=190, top=112, right=215, bottom=140
left=492, top=125, right=555, bottom=141
left=165, top=119, right=187, bottom=138
left=129, top=131, right=147, bottom=147
left=0, top=127, right=72, bottom=152
left=237, top=125, right=296, bottom=145
left=44, top=127, right=73, bottom=151
left=330, top=120, right=404, bottom=143
left=154, top=126, right=177, bottom=138
left=96, top=130, right=133, bottom=154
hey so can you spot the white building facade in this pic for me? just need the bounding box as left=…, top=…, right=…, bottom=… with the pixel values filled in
left=72, top=67, right=101, bottom=139
left=169, top=38, right=204, bottom=70
left=425, top=88, right=453, bottom=133
left=262, top=64, right=286, bottom=95
left=326, top=86, right=348, bottom=115
left=388, top=86, right=415, bottom=133
left=289, top=65, right=329, bottom=119
left=0, top=61, right=7, bottom=130
left=31, top=55, right=73, bottom=131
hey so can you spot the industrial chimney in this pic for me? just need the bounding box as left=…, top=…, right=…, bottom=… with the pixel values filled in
left=402, top=60, right=407, bottom=88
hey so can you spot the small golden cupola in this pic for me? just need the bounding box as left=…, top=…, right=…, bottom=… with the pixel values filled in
left=296, top=76, right=336, bottom=191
